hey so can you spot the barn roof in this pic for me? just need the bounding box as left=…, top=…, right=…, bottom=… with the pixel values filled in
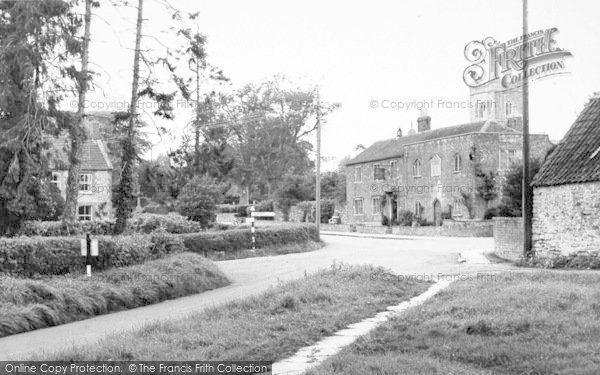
left=346, top=120, right=519, bottom=166
left=533, top=95, right=600, bottom=187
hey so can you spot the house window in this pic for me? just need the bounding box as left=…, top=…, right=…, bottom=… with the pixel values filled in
left=354, top=198, right=364, bottom=215
left=372, top=197, right=381, bottom=214
left=506, top=101, right=513, bottom=116
left=453, top=198, right=464, bottom=217
left=354, top=167, right=362, bottom=182
left=453, top=154, right=462, bottom=173
left=79, top=173, right=92, bottom=192
left=373, top=164, right=385, bottom=181
left=51, top=172, right=61, bottom=190
left=430, top=155, right=441, bottom=177
left=390, top=160, right=397, bottom=179
left=78, top=205, right=92, bottom=221
left=413, top=159, right=421, bottom=178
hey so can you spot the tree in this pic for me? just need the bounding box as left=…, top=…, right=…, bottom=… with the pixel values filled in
left=0, top=0, right=83, bottom=234
left=274, top=174, right=314, bottom=221
left=175, top=175, right=221, bottom=228
left=63, top=0, right=95, bottom=223
left=498, top=159, right=543, bottom=217
left=219, top=77, right=339, bottom=203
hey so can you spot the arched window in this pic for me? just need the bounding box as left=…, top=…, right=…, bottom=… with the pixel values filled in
left=413, top=159, right=421, bottom=177
left=430, top=155, right=441, bottom=177
left=453, top=153, right=462, bottom=172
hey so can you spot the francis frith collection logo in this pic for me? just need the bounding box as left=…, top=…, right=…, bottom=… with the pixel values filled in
left=463, top=28, right=572, bottom=89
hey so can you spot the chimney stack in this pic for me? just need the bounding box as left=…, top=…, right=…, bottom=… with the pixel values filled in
left=396, top=127, right=403, bottom=138
left=417, top=108, right=431, bottom=132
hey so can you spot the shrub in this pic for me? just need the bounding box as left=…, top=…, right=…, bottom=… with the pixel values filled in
left=235, top=205, right=250, bottom=218
left=18, top=220, right=115, bottom=237
left=127, top=213, right=202, bottom=234
left=180, top=224, right=319, bottom=256
left=397, top=210, right=414, bottom=226
left=518, top=252, right=600, bottom=270
left=216, top=204, right=240, bottom=214
left=0, top=231, right=185, bottom=277
left=176, top=176, right=219, bottom=228
left=296, top=200, right=335, bottom=223
left=484, top=207, right=499, bottom=220
left=0, top=253, right=229, bottom=337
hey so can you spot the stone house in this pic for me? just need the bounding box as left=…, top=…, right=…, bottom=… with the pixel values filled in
left=532, top=93, right=600, bottom=257
left=48, top=115, right=114, bottom=221
left=345, top=86, right=554, bottom=225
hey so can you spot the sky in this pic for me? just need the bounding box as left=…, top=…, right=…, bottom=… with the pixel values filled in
left=82, top=0, right=600, bottom=171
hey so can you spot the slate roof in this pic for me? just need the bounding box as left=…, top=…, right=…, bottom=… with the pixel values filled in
left=346, top=120, right=519, bottom=166
left=533, top=95, right=600, bottom=187
left=48, top=137, right=113, bottom=171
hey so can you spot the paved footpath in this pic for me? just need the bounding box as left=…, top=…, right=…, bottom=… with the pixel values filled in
left=0, top=234, right=512, bottom=360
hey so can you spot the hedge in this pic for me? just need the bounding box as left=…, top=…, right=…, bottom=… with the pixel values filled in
left=0, top=253, right=230, bottom=337
left=180, top=224, right=319, bottom=255
left=0, top=230, right=185, bottom=277
left=17, top=214, right=202, bottom=237
left=0, top=224, right=318, bottom=276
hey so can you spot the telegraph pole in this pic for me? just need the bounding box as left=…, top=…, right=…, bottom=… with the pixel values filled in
left=522, top=0, right=533, bottom=257
left=315, top=91, right=322, bottom=239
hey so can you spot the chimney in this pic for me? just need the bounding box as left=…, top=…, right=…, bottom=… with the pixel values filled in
left=417, top=108, right=431, bottom=132
left=396, top=127, right=403, bottom=138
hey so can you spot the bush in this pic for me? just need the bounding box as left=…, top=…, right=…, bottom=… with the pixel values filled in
left=176, top=176, right=219, bottom=228
left=180, top=224, right=319, bottom=255
left=16, top=214, right=202, bottom=237
left=127, top=213, right=202, bottom=234
left=397, top=210, right=414, bottom=226
left=235, top=205, right=250, bottom=218
left=0, top=231, right=185, bottom=277
left=296, top=200, right=335, bottom=223
left=0, top=253, right=230, bottom=337
left=484, top=207, right=499, bottom=220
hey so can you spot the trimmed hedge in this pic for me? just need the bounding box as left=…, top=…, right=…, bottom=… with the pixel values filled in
left=0, top=230, right=185, bottom=277
left=180, top=224, right=319, bottom=255
left=17, top=214, right=202, bottom=237
left=0, top=252, right=230, bottom=337
left=0, top=224, right=317, bottom=276
left=518, top=252, right=600, bottom=269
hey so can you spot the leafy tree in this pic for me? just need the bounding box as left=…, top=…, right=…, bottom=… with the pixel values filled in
left=498, top=159, right=543, bottom=217
left=175, top=175, right=221, bottom=228
left=0, top=0, right=83, bottom=234
left=274, top=174, right=314, bottom=221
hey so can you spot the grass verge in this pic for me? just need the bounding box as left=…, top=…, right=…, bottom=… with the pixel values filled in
left=308, top=271, right=600, bottom=375
left=0, top=253, right=229, bottom=338
left=41, top=265, right=430, bottom=361
left=206, top=240, right=324, bottom=261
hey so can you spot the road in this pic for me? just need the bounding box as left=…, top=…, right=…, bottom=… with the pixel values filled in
left=0, top=234, right=511, bottom=360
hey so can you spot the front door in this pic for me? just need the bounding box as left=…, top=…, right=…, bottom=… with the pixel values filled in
left=433, top=199, right=442, bottom=226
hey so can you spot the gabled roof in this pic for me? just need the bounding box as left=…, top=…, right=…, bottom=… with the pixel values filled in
left=48, top=137, right=113, bottom=171
left=346, top=120, right=519, bottom=166
left=533, top=95, right=600, bottom=187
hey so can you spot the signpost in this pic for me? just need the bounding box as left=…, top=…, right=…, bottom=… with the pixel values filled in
left=80, top=233, right=98, bottom=277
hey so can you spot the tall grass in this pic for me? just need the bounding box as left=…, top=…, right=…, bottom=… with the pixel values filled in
left=0, top=253, right=229, bottom=337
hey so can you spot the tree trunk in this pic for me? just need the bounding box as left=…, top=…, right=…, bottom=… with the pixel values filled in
left=62, top=0, right=92, bottom=223
left=115, top=0, right=143, bottom=233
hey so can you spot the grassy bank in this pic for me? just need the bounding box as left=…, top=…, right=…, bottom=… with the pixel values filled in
left=42, top=265, right=430, bottom=361
left=0, top=253, right=229, bottom=337
left=308, top=271, right=600, bottom=375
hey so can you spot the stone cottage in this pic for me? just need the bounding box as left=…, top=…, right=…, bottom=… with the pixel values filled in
left=345, top=85, right=554, bottom=225
left=48, top=114, right=114, bottom=221
left=532, top=93, right=600, bottom=257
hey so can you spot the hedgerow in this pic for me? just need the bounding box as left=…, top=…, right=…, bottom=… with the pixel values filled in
left=181, top=224, right=318, bottom=255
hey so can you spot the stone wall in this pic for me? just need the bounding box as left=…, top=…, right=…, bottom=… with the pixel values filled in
left=533, top=182, right=600, bottom=257
left=493, top=217, right=523, bottom=261
left=321, top=219, right=492, bottom=237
